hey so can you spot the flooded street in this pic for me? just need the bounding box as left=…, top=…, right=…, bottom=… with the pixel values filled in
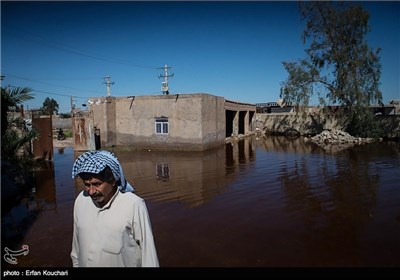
left=2, top=136, right=400, bottom=267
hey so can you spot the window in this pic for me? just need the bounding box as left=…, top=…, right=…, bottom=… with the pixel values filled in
left=156, top=163, right=169, bottom=181
left=155, top=117, right=169, bottom=134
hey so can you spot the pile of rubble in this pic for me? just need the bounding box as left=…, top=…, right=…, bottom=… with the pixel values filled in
left=305, top=130, right=377, bottom=153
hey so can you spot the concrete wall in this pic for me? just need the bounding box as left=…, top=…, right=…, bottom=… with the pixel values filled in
left=258, top=112, right=400, bottom=140
left=201, top=94, right=226, bottom=149
left=52, top=116, right=72, bottom=129
left=257, top=112, right=341, bottom=136
left=90, top=97, right=116, bottom=149
left=90, top=93, right=227, bottom=151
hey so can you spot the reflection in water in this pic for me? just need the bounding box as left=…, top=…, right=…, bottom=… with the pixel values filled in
left=2, top=149, right=75, bottom=268
left=277, top=150, right=379, bottom=265
left=113, top=137, right=256, bottom=208
left=2, top=138, right=400, bottom=267
left=2, top=161, right=56, bottom=250
left=257, top=137, right=399, bottom=266
left=1, top=189, right=38, bottom=254
left=156, top=163, right=170, bottom=182
left=33, top=161, right=57, bottom=211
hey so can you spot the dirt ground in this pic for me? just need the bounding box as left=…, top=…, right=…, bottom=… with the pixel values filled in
left=53, top=137, right=74, bottom=148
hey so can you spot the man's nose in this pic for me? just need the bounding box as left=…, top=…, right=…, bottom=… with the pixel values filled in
left=87, top=186, right=97, bottom=196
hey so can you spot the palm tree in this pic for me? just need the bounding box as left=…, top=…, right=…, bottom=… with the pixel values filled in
left=1, top=86, right=36, bottom=161
left=1, top=86, right=34, bottom=134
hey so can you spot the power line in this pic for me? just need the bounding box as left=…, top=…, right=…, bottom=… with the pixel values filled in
left=2, top=73, right=159, bottom=98
left=3, top=73, right=103, bottom=95
left=32, top=89, right=87, bottom=100
left=2, top=25, right=159, bottom=70
left=17, top=77, right=101, bottom=81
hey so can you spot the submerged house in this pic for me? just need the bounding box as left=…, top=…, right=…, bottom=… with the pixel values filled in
left=73, top=93, right=256, bottom=151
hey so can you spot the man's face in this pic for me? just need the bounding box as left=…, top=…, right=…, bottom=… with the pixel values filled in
left=83, top=177, right=115, bottom=206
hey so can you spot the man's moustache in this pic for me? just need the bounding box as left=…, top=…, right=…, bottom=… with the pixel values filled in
left=90, top=192, right=102, bottom=198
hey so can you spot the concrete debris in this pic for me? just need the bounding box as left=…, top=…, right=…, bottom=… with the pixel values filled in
left=305, top=130, right=378, bottom=153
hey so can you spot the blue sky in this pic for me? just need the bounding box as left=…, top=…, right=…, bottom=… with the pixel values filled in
left=1, top=1, right=399, bottom=113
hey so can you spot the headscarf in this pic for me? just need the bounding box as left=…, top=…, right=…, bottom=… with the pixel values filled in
left=72, top=150, right=135, bottom=193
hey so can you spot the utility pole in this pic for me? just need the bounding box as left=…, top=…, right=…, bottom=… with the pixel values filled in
left=70, top=96, right=75, bottom=111
left=103, top=76, right=115, bottom=96
left=157, top=64, right=174, bottom=95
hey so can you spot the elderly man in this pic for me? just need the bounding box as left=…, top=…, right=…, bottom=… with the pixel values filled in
left=71, top=150, right=159, bottom=267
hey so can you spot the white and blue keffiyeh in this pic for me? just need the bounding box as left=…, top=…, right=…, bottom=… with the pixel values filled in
left=72, top=150, right=134, bottom=193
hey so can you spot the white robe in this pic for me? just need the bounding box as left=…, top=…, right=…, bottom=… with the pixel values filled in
left=71, top=190, right=159, bottom=267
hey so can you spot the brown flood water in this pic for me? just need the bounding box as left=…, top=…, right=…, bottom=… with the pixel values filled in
left=2, top=136, right=400, bottom=267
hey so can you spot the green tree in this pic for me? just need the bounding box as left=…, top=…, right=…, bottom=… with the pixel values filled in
left=42, top=97, right=59, bottom=115
left=1, top=86, right=34, bottom=137
left=1, top=86, right=37, bottom=162
left=280, top=1, right=382, bottom=138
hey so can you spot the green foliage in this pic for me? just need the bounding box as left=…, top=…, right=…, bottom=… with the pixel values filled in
left=281, top=1, right=382, bottom=107
left=53, top=128, right=72, bottom=138
left=280, top=60, right=318, bottom=107
left=280, top=1, right=383, bottom=138
left=42, top=97, right=59, bottom=115
left=64, top=129, right=73, bottom=138
left=1, top=86, right=37, bottom=163
left=344, top=106, right=383, bottom=139
left=1, top=86, right=34, bottom=106
left=1, top=86, right=34, bottom=136
left=2, top=127, right=37, bottom=162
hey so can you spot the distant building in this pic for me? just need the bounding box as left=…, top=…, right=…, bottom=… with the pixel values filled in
left=369, top=105, right=396, bottom=116
left=256, top=101, right=397, bottom=116
left=256, top=102, right=294, bottom=113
